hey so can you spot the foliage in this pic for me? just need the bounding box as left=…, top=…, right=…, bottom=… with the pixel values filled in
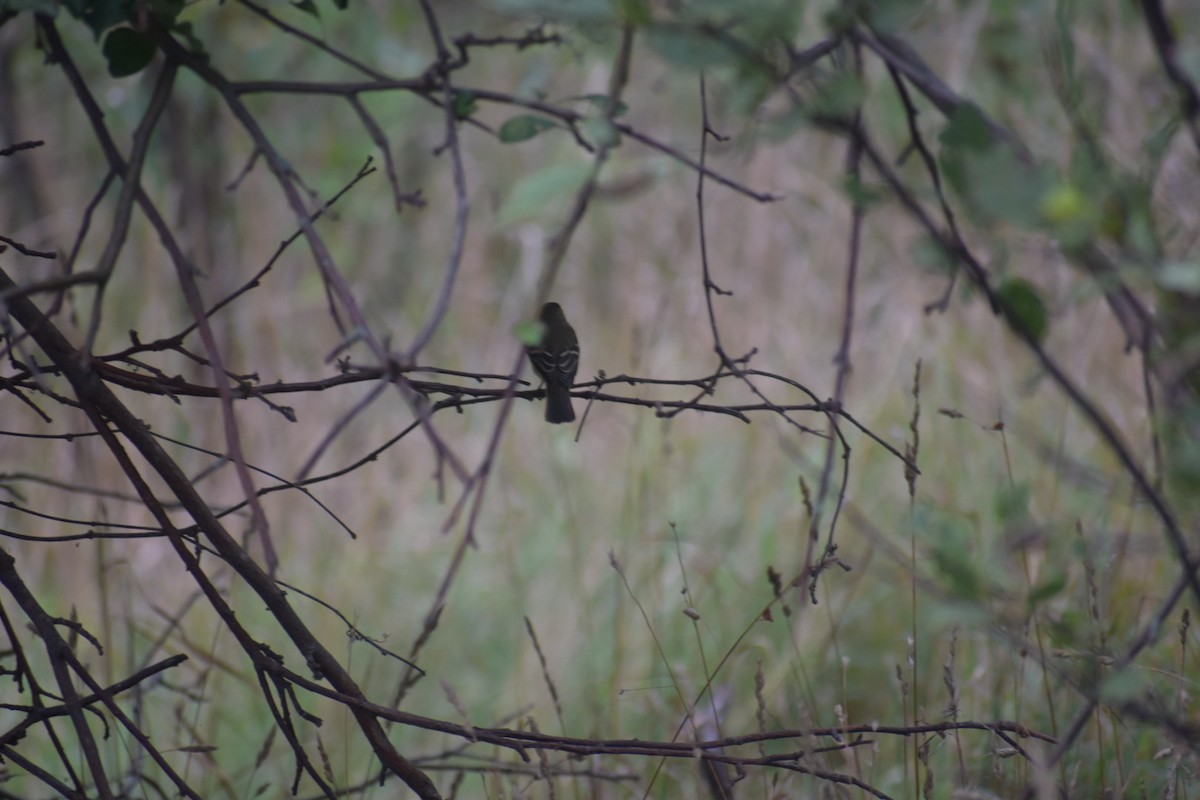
left=1, top=0, right=1199, bottom=798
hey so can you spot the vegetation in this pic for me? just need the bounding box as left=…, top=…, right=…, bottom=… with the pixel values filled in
left=0, top=0, right=1198, bottom=797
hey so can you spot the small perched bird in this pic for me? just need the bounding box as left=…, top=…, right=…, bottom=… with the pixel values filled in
left=526, top=302, right=579, bottom=424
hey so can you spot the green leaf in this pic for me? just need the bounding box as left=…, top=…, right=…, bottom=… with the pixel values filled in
left=292, top=0, right=319, bottom=17
left=496, top=162, right=593, bottom=227
left=996, top=278, right=1048, bottom=345
left=940, top=103, right=995, bottom=152
left=913, top=508, right=988, bottom=603
left=452, top=91, right=477, bottom=120
left=70, top=0, right=129, bottom=39
left=1046, top=610, right=1085, bottom=643
left=615, top=0, right=650, bottom=25
left=822, top=5, right=856, bottom=35
left=493, top=0, right=614, bottom=23
left=1027, top=571, right=1067, bottom=606
left=910, top=236, right=954, bottom=274
left=1123, top=200, right=1159, bottom=259
left=103, top=27, right=156, bottom=77
left=645, top=24, right=737, bottom=69
left=976, top=151, right=1044, bottom=226
left=725, top=63, right=775, bottom=115
left=842, top=173, right=886, bottom=208
left=580, top=116, right=619, bottom=149
left=513, top=319, right=546, bottom=347
left=929, top=534, right=985, bottom=603
left=761, top=106, right=809, bottom=141
left=810, top=73, right=865, bottom=119
left=1, top=0, right=59, bottom=13
left=946, top=144, right=1051, bottom=229
left=150, top=0, right=186, bottom=20
left=1158, top=261, right=1200, bottom=295
left=736, top=0, right=803, bottom=43
left=1145, top=118, right=1178, bottom=164
left=1163, top=405, right=1200, bottom=496
left=498, top=115, right=558, bottom=143
left=567, top=94, right=628, bottom=117
left=993, top=482, right=1031, bottom=525
left=170, top=20, right=206, bottom=56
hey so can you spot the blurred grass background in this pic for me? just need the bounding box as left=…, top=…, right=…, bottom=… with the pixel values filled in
left=1, top=0, right=1196, bottom=797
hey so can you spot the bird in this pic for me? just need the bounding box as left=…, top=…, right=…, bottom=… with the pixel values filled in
left=526, top=302, right=579, bottom=424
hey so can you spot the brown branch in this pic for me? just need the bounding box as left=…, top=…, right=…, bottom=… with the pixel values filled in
left=0, top=547, right=199, bottom=798
left=0, top=654, right=187, bottom=747
left=1139, top=0, right=1200, bottom=155
left=228, top=78, right=777, bottom=203
left=406, top=0, right=471, bottom=359
left=160, top=34, right=471, bottom=490
left=266, top=656, right=1060, bottom=756
left=39, top=21, right=281, bottom=574
left=0, top=548, right=114, bottom=798
left=0, top=261, right=442, bottom=798
left=0, top=233, right=56, bottom=260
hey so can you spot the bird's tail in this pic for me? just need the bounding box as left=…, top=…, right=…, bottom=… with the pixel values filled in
left=545, top=383, right=575, bottom=424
